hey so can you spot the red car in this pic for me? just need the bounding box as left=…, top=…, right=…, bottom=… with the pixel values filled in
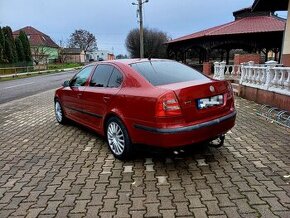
left=54, top=59, right=236, bottom=159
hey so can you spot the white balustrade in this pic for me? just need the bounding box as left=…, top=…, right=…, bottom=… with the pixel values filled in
left=213, top=61, right=226, bottom=80
left=214, top=62, right=241, bottom=80
left=241, top=66, right=268, bottom=89
left=241, top=65, right=290, bottom=96
left=268, top=67, right=290, bottom=95
left=213, top=60, right=290, bottom=96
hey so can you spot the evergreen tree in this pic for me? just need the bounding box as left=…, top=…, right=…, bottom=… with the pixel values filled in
left=19, top=31, right=32, bottom=62
left=0, top=27, right=5, bottom=63
left=2, top=26, right=18, bottom=63
left=15, top=37, right=25, bottom=62
left=4, top=38, right=14, bottom=63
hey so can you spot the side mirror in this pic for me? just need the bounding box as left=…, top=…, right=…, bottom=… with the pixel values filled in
left=62, top=80, right=70, bottom=87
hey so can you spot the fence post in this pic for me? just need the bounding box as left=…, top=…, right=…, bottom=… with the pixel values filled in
left=264, top=61, right=278, bottom=90
left=240, top=63, right=246, bottom=84
left=219, top=61, right=226, bottom=80
left=213, top=62, right=220, bottom=80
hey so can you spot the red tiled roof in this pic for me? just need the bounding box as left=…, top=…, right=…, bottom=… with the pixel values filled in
left=168, top=16, right=286, bottom=43
left=13, top=26, right=59, bottom=48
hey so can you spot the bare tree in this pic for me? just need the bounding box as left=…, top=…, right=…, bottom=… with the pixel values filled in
left=31, top=46, right=49, bottom=65
left=58, top=40, right=69, bottom=63
left=126, top=28, right=169, bottom=58
left=68, top=29, right=97, bottom=54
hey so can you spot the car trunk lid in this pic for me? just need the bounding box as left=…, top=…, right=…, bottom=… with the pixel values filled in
left=157, top=79, right=230, bottom=123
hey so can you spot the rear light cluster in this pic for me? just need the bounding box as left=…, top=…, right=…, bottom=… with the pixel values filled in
left=227, top=82, right=233, bottom=99
left=156, top=92, right=182, bottom=117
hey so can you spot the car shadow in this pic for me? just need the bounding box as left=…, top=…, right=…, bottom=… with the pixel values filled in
left=64, top=119, right=219, bottom=163
left=132, top=142, right=217, bottom=161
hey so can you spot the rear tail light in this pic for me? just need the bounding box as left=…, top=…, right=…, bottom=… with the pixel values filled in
left=156, top=92, right=182, bottom=117
left=227, top=81, right=233, bottom=99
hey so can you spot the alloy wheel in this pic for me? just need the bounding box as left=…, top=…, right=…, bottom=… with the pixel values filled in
left=55, top=101, right=63, bottom=122
left=107, top=122, right=125, bottom=155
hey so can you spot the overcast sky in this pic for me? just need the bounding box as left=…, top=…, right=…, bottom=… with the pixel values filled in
left=0, top=0, right=287, bottom=55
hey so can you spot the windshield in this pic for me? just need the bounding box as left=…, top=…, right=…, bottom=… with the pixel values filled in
left=131, top=60, right=208, bottom=86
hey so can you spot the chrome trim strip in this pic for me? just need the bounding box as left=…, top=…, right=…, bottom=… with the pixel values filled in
left=64, top=106, right=103, bottom=119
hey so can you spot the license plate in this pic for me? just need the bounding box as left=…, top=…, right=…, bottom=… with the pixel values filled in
left=197, top=95, right=223, bottom=109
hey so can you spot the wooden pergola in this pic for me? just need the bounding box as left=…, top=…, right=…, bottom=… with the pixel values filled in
left=167, top=8, right=286, bottom=64
left=252, top=0, right=290, bottom=66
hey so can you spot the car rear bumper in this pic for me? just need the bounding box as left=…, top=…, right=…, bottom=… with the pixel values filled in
left=132, top=111, right=236, bottom=147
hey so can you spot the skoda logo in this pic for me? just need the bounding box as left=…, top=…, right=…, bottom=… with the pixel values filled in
left=210, top=85, right=215, bottom=92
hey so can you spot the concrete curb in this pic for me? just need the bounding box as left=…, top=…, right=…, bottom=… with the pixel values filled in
left=0, top=67, right=82, bottom=79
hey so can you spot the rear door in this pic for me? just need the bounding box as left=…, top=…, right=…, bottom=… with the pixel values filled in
left=81, top=64, right=123, bottom=130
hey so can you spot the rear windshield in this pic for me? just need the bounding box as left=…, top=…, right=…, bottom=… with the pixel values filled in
left=131, top=60, right=208, bottom=86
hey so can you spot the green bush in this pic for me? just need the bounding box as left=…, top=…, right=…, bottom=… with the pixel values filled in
left=48, top=63, right=82, bottom=70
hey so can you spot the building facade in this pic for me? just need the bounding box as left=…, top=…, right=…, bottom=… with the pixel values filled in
left=62, top=48, right=85, bottom=63
left=13, top=26, right=59, bottom=64
left=86, top=50, right=115, bottom=61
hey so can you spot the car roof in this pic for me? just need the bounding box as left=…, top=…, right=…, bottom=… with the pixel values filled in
left=87, top=59, right=174, bottom=66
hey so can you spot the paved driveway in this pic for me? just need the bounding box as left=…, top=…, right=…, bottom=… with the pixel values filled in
left=0, top=90, right=289, bottom=218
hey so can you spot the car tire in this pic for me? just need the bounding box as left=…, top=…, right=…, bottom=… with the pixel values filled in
left=54, top=99, right=67, bottom=124
left=106, top=117, right=133, bottom=160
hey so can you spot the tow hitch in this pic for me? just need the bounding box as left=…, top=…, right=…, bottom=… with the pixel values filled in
left=209, top=135, right=225, bottom=148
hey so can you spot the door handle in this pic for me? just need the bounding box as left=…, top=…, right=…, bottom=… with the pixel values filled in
left=77, top=93, right=82, bottom=98
left=103, top=96, right=111, bottom=103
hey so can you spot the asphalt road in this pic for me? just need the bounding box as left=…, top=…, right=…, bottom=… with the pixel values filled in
left=0, top=71, right=77, bottom=104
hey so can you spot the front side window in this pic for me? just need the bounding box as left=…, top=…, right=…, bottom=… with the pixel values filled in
left=131, top=60, right=209, bottom=86
left=107, top=68, right=123, bottom=88
left=90, top=64, right=114, bottom=87
left=71, top=66, right=94, bottom=87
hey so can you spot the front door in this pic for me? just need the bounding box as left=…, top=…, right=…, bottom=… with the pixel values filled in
left=61, top=65, right=95, bottom=121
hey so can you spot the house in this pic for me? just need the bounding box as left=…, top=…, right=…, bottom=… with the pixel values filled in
left=61, top=48, right=85, bottom=63
left=107, top=53, right=115, bottom=60
left=13, top=26, right=59, bottom=64
left=252, top=0, right=290, bottom=66
left=86, top=50, right=115, bottom=61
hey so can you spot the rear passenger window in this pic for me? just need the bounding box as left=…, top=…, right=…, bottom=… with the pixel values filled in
left=90, top=65, right=114, bottom=87
left=108, top=68, right=123, bottom=88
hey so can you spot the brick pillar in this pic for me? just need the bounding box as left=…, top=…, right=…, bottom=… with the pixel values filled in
left=203, top=62, right=212, bottom=75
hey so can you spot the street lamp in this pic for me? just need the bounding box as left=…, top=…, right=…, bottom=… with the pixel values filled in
left=132, top=0, right=149, bottom=58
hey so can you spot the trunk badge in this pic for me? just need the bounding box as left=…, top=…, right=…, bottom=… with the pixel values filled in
left=210, top=85, right=215, bottom=92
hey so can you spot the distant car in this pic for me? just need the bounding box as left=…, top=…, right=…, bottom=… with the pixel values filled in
left=54, top=59, right=236, bottom=159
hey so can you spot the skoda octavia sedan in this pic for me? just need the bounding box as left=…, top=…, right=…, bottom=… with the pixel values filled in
left=54, top=59, right=236, bottom=159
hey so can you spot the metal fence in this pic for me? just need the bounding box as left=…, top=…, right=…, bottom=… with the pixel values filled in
left=0, top=65, right=47, bottom=75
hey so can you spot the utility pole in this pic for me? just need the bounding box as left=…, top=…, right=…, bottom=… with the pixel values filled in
left=132, top=0, right=148, bottom=59
left=138, top=0, right=144, bottom=59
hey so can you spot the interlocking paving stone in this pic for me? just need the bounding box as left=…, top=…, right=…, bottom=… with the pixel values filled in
left=0, top=90, right=290, bottom=217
